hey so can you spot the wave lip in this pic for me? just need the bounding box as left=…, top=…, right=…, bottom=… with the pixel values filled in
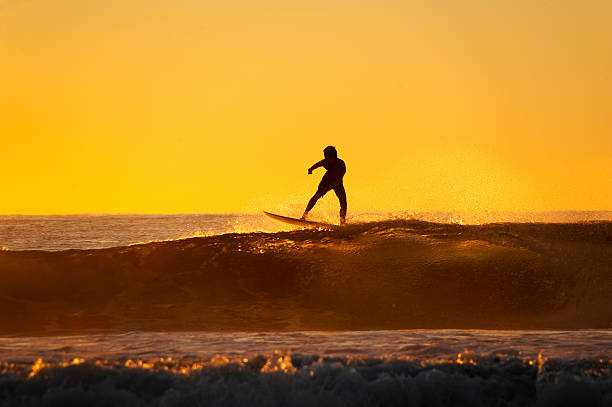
left=0, top=220, right=610, bottom=334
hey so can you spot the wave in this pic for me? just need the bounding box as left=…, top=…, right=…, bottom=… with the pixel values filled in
left=0, top=220, right=610, bottom=334
left=2, top=351, right=611, bottom=406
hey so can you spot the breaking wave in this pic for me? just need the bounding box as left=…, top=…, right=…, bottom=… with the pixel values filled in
left=0, top=220, right=610, bottom=334
left=1, top=352, right=611, bottom=406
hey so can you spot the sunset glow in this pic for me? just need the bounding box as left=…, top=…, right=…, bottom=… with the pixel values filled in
left=1, top=0, right=610, bottom=214
left=1, top=3, right=611, bottom=405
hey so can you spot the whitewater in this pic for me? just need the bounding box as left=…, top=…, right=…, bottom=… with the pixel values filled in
left=0, top=212, right=611, bottom=406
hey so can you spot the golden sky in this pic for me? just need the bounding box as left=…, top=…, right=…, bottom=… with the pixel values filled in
left=1, top=0, right=611, bottom=214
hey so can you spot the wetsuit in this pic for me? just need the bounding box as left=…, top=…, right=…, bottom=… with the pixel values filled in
left=304, top=157, right=347, bottom=222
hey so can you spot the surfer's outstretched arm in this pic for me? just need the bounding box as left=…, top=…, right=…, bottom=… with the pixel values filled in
left=308, top=160, right=324, bottom=174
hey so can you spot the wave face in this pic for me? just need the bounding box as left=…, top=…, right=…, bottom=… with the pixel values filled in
left=0, top=220, right=610, bottom=334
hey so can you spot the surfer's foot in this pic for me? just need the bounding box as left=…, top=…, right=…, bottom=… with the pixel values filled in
left=301, top=212, right=308, bottom=220
left=340, top=218, right=346, bottom=226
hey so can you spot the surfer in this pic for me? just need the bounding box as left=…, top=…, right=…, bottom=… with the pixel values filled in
left=301, top=146, right=347, bottom=225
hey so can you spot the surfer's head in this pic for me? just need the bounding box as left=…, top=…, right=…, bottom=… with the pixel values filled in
left=323, top=146, right=337, bottom=159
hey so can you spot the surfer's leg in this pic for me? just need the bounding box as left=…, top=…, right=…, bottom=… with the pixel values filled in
left=333, top=185, right=347, bottom=225
left=302, top=190, right=325, bottom=219
left=302, top=192, right=321, bottom=219
left=302, top=184, right=331, bottom=219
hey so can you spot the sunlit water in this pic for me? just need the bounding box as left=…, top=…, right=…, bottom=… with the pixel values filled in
left=3, top=330, right=611, bottom=362
left=1, top=213, right=610, bottom=405
left=1, top=211, right=610, bottom=251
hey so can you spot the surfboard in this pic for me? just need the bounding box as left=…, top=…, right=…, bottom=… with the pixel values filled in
left=263, top=211, right=337, bottom=229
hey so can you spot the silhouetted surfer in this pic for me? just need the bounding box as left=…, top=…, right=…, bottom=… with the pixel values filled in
left=302, top=146, right=347, bottom=225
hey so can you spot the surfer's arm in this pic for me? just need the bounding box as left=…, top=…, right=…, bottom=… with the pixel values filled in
left=308, top=160, right=324, bottom=174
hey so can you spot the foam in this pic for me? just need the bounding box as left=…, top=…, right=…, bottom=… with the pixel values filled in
left=1, top=353, right=610, bottom=406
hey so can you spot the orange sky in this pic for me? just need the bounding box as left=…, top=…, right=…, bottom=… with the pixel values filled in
left=1, top=0, right=610, bottom=214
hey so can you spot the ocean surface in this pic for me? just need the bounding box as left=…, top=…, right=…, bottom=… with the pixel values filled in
left=1, top=211, right=611, bottom=406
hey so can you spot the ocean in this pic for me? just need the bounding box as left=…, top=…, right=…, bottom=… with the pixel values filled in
left=0, top=212, right=611, bottom=406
